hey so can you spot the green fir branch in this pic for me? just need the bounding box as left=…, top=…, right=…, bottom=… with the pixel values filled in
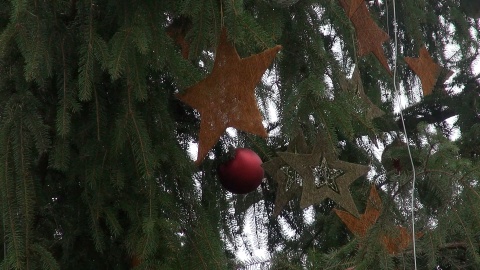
left=49, top=138, right=70, bottom=172
left=128, top=52, right=148, bottom=102
left=86, top=200, right=105, bottom=252
left=0, top=136, right=24, bottom=270
left=0, top=23, right=16, bottom=58
left=78, top=4, right=109, bottom=101
left=30, top=243, right=60, bottom=270
left=104, top=208, right=123, bottom=238
left=108, top=28, right=132, bottom=80
left=126, top=87, right=156, bottom=179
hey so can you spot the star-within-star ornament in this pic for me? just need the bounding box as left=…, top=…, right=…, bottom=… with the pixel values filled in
left=277, top=133, right=369, bottom=217
left=177, top=28, right=282, bottom=164
left=310, top=157, right=343, bottom=192
left=262, top=130, right=309, bottom=217
left=338, top=0, right=392, bottom=75
left=404, top=46, right=453, bottom=96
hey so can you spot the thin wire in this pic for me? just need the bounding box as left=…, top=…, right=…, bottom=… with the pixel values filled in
left=3, top=211, right=6, bottom=260
left=220, top=0, right=224, bottom=27
left=391, top=0, right=418, bottom=269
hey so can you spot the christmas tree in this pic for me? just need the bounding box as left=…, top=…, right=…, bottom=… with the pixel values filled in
left=0, top=0, right=479, bottom=269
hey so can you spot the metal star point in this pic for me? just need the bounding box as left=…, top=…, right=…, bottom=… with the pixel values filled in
left=262, top=131, right=309, bottom=217
left=347, top=0, right=365, bottom=18
left=404, top=46, right=453, bottom=96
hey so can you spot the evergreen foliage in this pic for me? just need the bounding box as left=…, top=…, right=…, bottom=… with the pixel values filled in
left=0, top=0, right=478, bottom=269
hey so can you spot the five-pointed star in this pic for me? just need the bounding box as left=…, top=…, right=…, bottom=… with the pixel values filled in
left=262, top=131, right=309, bottom=217
left=334, top=185, right=382, bottom=237
left=339, top=0, right=392, bottom=75
left=335, top=186, right=423, bottom=254
left=177, top=28, right=282, bottom=164
left=277, top=133, right=369, bottom=217
left=404, top=46, right=453, bottom=96
left=310, top=157, right=343, bottom=192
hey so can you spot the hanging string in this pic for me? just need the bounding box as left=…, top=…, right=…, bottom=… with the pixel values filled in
left=220, top=0, right=224, bottom=27
left=3, top=212, right=5, bottom=259
left=391, top=0, right=418, bottom=269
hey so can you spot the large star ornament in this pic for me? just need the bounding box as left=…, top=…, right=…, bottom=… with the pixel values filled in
left=339, top=0, right=391, bottom=75
left=262, top=131, right=309, bottom=217
left=404, top=46, right=453, bottom=96
left=177, top=28, right=282, bottom=164
left=277, top=133, right=369, bottom=217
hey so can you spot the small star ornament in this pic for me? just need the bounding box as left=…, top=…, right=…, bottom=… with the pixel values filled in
left=310, top=157, right=343, bottom=192
left=404, top=46, right=453, bottom=96
left=334, top=185, right=382, bottom=237
left=335, top=185, right=423, bottom=254
left=338, top=0, right=391, bottom=74
left=382, top=226, right=423, bottom=255
left=262, top=131, right=309, bottom=216
left=177, top=28, right=282, bottom=164
left=278, top=132, right=369, bottom=217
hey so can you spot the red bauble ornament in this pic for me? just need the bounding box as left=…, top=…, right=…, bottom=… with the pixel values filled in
left=217, top=148, right=264, bottom=194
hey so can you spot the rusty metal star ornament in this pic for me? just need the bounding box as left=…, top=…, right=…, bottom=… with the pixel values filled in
left=347, top=0, right=365, bottom=18
left=339, top=0, right=392, bottom=75
left=334, top=185, right=382, bottom=237
left=382, top=226, right=423, bottom=255
left=404, top=46, right=453, bottom=96
left=335, top=185, right=423, bottom=254
left=277, top=133, right=369, bottom=217
left=262, top=131, right=309, bottom=217
left=177, top=28, right=282, bottom=164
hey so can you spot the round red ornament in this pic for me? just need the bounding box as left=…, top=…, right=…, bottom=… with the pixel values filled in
left=217, top=148, right=264, bottom=194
